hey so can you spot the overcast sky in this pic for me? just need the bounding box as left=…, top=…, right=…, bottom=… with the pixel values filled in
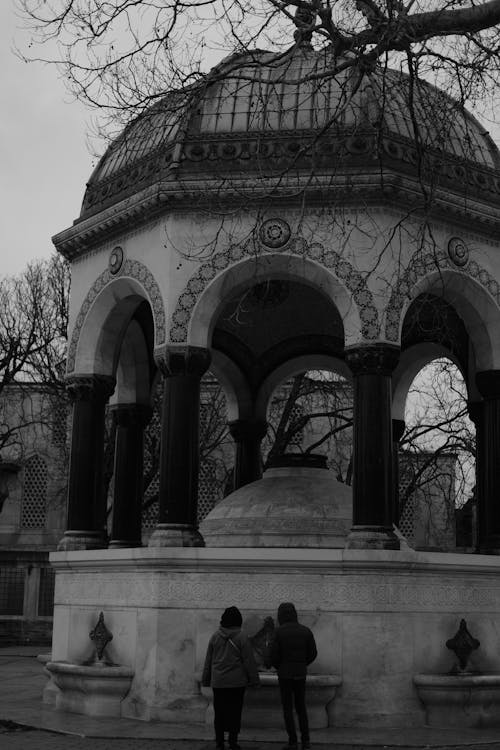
left=1, top=2, right=95, bottom=277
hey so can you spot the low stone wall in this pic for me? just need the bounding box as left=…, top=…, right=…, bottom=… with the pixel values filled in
left=47, top=547, right=500, bottom=727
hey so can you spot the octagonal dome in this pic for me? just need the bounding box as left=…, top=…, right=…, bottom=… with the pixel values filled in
left=81, top=45, right=500, bottom=220
left=199, top=458, right=352, bottom=548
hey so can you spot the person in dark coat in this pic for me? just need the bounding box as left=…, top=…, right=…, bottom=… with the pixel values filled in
left=270, top=602, right=317, bottom=750
left=202, top=606, right=260, bottom=750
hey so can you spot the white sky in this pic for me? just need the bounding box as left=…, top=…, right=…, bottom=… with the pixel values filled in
left=1, top=2, right=95, bottom=277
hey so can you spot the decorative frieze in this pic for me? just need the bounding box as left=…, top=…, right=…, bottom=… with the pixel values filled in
left=169, top=231, right=380, bottom=343
left=384, top=245, right=500, bottom=342
left=67, top=258, right=166, bottom=373
left=53, top=569, right=500, bottom=612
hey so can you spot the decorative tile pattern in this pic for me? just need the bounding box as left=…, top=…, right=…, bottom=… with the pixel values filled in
left=67, top=259, right=166, bottom=373
left=169, top=232, right=380, bottom=343
left=384, top=245, right=500, bottom=342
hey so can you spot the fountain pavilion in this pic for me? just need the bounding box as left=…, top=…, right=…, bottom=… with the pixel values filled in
left=49, top=41, right=500, bottom=727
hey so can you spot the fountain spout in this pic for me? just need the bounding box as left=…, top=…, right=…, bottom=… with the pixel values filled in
left=446, top=618, right=480, bottom=673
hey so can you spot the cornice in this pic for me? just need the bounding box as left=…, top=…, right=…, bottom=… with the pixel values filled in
left=53, top=170, right=500, bottom=263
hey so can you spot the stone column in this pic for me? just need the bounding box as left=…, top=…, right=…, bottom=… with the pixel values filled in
left=149, top=346, right=211, bottom=547
left=109, top=404, right=153, bottom=549
left=467, top=400, right=483, bottom=552
left=345, top=345, right=400, bottom=550
left=392, top=419, right=405, bottom=526
left=228, top=419, right=268, bottom=490
left=474, top=371, right=500, bottom=552
left=58, top=374, right=115, bottom=551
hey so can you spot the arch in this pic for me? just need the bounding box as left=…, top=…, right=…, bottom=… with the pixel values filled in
left=392, top=343, right=464, bottom=422
left=67, top=259, right=165, bottom=374
left=209, top=350, right=253, bottom=423
left=384, top=249, right=500, bottom=369
left=255, top=354, right=351, bottom=422
left=111, top=319, right=152, bottom=406
left=168, top=237, right=379, bottom=347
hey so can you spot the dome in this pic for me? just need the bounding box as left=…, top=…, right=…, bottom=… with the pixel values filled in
left=199, top=458, right=352, bottom=548
left=80, top=46, right=500, bottom=220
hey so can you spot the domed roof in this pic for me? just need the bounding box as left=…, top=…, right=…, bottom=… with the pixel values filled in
left=80, top=45, right=500, bottom=219
left=200, top=461, right=352, bottom=548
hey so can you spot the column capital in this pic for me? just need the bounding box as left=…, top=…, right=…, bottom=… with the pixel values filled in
left=154, top=345, right=211, bottom=378
left=111, top=403, right=153, bottom=428
left=476, top=370, right=500, bottom=400
left=65, top=374, right=116, bottom=403
left=228, top=419, right=268, bottom=443
left=345, top=344, right=400, bottom=376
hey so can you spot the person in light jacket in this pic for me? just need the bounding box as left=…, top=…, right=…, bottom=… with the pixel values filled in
left=202, top=606, right=260, bottom=750
left=270, top=602, right=317, bottom=750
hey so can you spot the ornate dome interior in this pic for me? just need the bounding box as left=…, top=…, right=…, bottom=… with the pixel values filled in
left=81, top=45, right=500, bottom=220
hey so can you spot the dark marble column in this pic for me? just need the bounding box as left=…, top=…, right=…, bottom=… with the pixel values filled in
left=228, top=419, right=268, bottom=490
left=149, top=346, right=211, bottom=547
left=467, top=401, right=483, bottom=552
left=392, top=419, right=406, bottom=526
left=109, top=403, right=153, bottom=549
left=58, top=374, right=115, bottom=551
left=474, top=371, right=500, bottom=552
left=345, top=345, right=400, bottom=550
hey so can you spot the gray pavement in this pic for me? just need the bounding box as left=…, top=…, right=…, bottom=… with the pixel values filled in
left=2, top=648, right=500, bottom=750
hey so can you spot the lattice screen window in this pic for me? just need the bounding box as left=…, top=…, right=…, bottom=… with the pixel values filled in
left=21, top=455, right=48, bottom=528
left=198, top=461, right=220, bottom=522
left=398, top=496, right=415, bottom=544
left=142, top=387, right=161, bottom=532
left=51, top=397, right=68, bottom=450
left=288, top=403, right=304, bottom=447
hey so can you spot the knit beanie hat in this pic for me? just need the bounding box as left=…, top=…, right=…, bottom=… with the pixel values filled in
left=277, top=602, right=298, bottom=625
left=220, top=606, right=243, bottom=628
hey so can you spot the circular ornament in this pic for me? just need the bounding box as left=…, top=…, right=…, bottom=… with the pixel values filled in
left=259, top=218, right=291, bottom=249
left=109, top=246, right=124, bottom=275
left=448, top=237, right=469, bottom=267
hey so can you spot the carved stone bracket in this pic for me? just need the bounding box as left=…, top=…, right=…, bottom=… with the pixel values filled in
left=154, top=345, right=211, bottom=378
left=345, top=344, right=400, bottom=376
left=65, top=374, right=116, bottom=403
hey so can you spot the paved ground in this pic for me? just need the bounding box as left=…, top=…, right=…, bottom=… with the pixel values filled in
left=2, top=648, right=500, bottom=750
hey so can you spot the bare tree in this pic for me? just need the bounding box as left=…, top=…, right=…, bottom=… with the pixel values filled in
left=15, top=0, right=500, bottom=132
left=0, top=254, right=70, bottom=461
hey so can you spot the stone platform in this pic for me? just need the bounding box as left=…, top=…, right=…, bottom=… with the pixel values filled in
left=48, top=546, right=500, bottom=729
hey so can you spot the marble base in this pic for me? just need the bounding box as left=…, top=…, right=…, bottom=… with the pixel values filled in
left=57, top=531, right=107, bottom=551
left=148, top=523, right=204, bottom=547
left=47, top=547, right=500, bottom=728
left=201, top=673, right=341, bottom=729
left=46, top=661, right=134, bottom=717
left=414, top=673, right=500, bottom=727
left=345, top=526, right=400, bottom=550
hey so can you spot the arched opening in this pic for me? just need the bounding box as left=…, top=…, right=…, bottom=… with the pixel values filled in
left=395, top=291, right=476, bottom=551
left=262, top=367, right=353, bottom=484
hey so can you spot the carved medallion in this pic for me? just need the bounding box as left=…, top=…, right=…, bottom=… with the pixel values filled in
left=259, top=218, right=291, bottom=249
left=109, top=246, right=124, bottom=274
left=448, top=237, right=469, bottom=267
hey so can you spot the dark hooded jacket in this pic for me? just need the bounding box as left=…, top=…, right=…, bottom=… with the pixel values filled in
left=202, top=626, right=260, bottom=689
left=270, top=603, right=317, bottom=679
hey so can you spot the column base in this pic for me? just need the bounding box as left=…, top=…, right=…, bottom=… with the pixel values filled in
left=108, top=539, right=142, bottom=549
left=148, top=524, right=205, bottom=548
left=57, top=531, right=107, bottom=551
left=345, top=526, right=400, bottom=550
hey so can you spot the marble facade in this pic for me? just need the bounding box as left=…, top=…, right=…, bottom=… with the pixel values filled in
left=48, top=547, right=500, bottom=726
